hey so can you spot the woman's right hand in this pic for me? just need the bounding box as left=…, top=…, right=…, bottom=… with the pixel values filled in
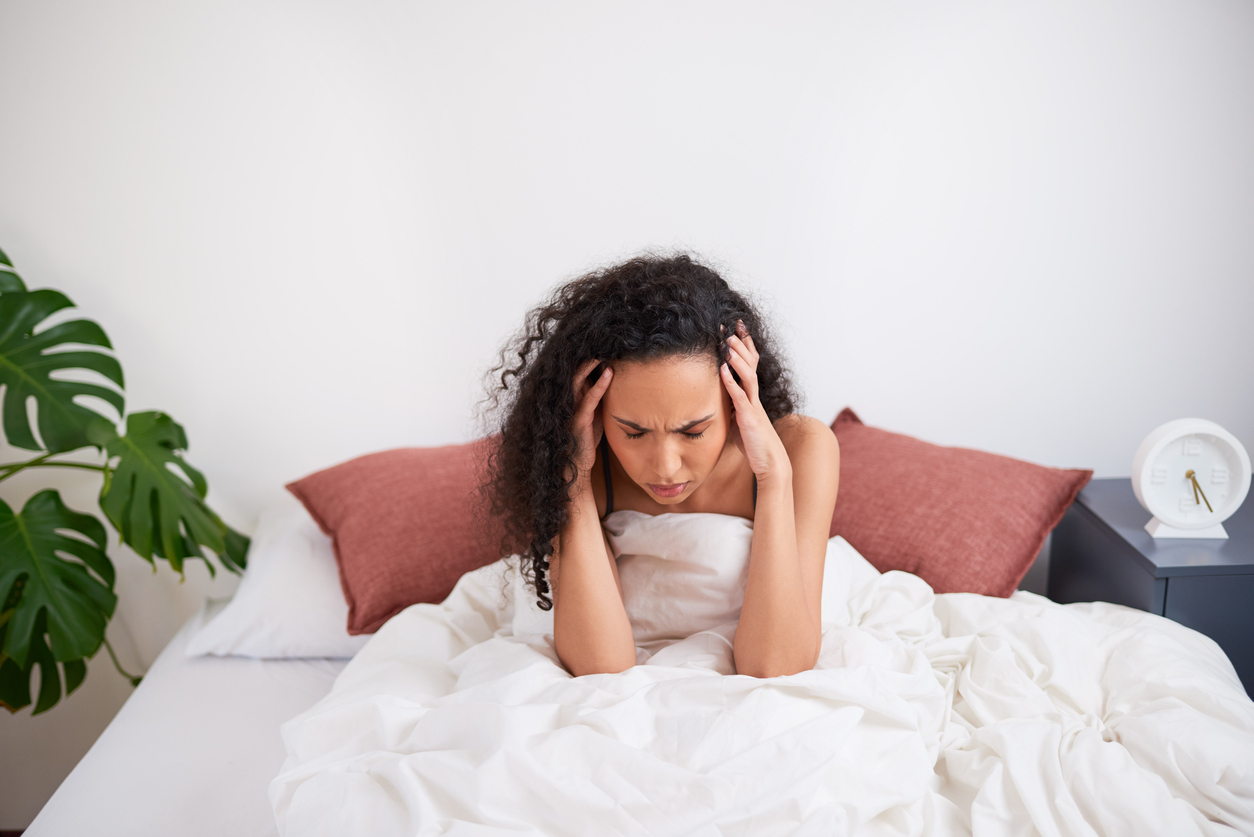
left=571, top=359, right=613, bottom=481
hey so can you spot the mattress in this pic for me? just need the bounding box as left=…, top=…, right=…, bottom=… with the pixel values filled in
left=25, top=602, right=345, bottom=837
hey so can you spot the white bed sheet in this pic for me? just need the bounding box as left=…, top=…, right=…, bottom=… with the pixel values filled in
left=274, top=517, right=1254, bottom=836
left=25, top=602, right=345, bottom=837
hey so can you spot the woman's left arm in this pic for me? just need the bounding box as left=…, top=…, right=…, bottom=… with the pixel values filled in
left=721, top=324, right=840, bottom=678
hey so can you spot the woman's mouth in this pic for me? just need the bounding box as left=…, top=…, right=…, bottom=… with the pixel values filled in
left=648, top=482, right=688, bottom=498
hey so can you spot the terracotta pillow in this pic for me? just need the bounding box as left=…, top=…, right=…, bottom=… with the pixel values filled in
left=829, top=408, right=1091, bottom=597
left=286, top=438, right=505, bottom=634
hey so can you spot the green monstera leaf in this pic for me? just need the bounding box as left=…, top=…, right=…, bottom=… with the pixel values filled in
left=0, top=287, right=125, bottom=453
left=100, top=411, right=248, bottom=576
left=0, top=247, right=27, bottom=293
left=0, top=611, right=87, bottom=715
left=0, top=490, right=115, bottom=713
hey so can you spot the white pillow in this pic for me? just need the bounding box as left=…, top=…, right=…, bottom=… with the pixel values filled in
left=509, top=532, right=881, bottom=639
left=185, top=491, right=369, bottom=659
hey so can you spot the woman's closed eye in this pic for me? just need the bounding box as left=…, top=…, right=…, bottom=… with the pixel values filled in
left=615, top=414, right=714, bottom=441
left=624, top=430, right=706, bottom=440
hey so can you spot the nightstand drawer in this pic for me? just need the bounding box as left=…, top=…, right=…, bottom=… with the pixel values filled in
left=1163, top=575, right=1254, bottom=695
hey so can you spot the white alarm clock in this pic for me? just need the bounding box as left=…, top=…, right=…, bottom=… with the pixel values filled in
left=1132, top=418, right=1251, bottom=538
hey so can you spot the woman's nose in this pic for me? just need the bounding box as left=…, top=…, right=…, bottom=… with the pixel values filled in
left=652, top=439, right=683, bottom=478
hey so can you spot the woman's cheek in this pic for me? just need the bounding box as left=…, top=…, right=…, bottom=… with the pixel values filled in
left=701, top=433, right=727, bottom=470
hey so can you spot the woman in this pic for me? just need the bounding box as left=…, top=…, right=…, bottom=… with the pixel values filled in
left=486, top=254, right=840, bottom=678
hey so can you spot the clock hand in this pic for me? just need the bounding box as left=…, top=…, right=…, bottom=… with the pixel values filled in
left=1196, top=480, right=1214, bottom=513
left=1185, top=470, right=1214, bottom=513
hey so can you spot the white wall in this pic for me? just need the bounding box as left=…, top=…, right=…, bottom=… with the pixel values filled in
left=2, top=0, right=1252, bottom=827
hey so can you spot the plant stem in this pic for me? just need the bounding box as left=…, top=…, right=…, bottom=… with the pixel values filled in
left=102, top=638, right=143, bottom=687
left=27, top=461, right=106, bottom=473
left=0, top=452, right=54, bottom=474
left=0, top=456, right=107, bottom=485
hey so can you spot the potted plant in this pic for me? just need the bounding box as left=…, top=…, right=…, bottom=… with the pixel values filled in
left=0, top=246, right=246, bottom=714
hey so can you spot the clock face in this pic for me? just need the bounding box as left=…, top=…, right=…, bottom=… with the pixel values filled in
left=1133, top=420, right=1252, bottom=530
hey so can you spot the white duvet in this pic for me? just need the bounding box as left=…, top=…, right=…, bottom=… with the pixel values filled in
left=271, top=511, right=1254, bottom=836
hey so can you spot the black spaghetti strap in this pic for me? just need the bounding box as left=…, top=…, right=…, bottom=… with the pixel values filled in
left=752, top=474, right=757, bottom=510
left=599, top=434, right=614, bottom=518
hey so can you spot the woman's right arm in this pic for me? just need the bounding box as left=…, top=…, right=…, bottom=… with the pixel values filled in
left=550, top=361, right=637, bottom=676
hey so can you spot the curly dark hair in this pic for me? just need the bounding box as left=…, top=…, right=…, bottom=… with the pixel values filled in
left=481, top=254, right=799, bottom=610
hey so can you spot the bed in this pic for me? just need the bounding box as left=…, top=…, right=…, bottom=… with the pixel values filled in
left=23, top=601, right=346, bottom=837
left=22, top=424, right=1254, bottom=836
left=26, top=534, right=1254, bottom=836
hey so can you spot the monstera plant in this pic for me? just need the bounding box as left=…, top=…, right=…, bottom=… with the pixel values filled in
left=0, top=246, right=247, bottom=714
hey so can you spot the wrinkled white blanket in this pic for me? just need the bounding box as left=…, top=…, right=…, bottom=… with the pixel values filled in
left=271, top=512, right=1254, bottom=836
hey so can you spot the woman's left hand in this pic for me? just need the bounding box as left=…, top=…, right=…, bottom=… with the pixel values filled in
left=721, top=320, right=790, bottom=482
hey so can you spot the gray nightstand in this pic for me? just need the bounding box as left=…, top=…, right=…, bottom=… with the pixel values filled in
left=1048, top=478, right=1254, bottom=697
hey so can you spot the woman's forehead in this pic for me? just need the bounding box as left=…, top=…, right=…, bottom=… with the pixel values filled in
left=604, top=355, right=723, bottom=417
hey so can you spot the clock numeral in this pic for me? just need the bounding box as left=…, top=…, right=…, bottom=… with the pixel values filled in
left=1180, top=496, right=1203, bottom=512
left=1150, top=467, right=1168, bottom=485
left=1212, top=467, right=1229, bottom=485
left=1182, top=438, right=1202, bottom=456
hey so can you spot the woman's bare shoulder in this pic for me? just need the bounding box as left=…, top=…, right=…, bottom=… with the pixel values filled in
left=774, top=414, right=840, bottom=482
left=774, top=414, right=840, bottom=454
left=776, top=415, right=840, bottom=524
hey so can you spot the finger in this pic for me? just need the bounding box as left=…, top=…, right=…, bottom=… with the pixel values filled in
left=576, top=366, right=613, bottom=421
left=572, top=358, right=599, bottom=400
left=732, top=318, right=757, bottom=350
left=573, top=358, right=600, bottom=389
left=720, top=362, right=748, bottom=406
left=591, top=365, right=613, bottom=397
left=725, top=333, right=750, bottom=365
left=725, top=347, right=759, bottom=402
left=725, top=336, right=755, bottom=371
left=725, top=344, right=753, bottom=381
left=727, top=334, right=760, bottom=395
left=575, top=358, right=608, bottom=400
left=729, top=322, right=759, bottom=361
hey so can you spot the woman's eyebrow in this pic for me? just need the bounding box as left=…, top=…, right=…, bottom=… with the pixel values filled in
left=611, top=414, right=715, bottom=433
left=675, top=414, right=716, bottom=432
